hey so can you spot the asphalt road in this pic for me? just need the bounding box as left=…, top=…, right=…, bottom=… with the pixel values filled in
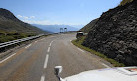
left=0, top=33, right=113, bottom=81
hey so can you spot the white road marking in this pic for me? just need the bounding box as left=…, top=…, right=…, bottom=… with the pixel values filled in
left=77, top=48, right=84, bottom=52
left=25, top=44, right=32, bottom=49
left=40, top=38, right=45, bottom=41
left=40, top=75, right=45, bottom=81
left=49, top=41, right=54, bottom=46
left=102, top=63, right=111, bottom=68
left=44, top=54, right=49, bottom=69
left=47, top=47, right=50, bottom=52
left=70, top=42, right=73, bottom=45
left=50, top=36, right=55, bottom=38
left=0, top=53, right=16, bottom=63
left=35, top=41, right=38, bottom=43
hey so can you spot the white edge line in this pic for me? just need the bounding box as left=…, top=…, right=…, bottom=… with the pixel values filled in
left=70, top=40, right=73, bottom=45
left=25, top=44, right=32, bottom=49
left=47, top=47, right=50, bottom=52
left=44, top=54, right=49, bottom=69
left=0, top=53, right=16, bottom=63
left=70, top=41, right=73, bottom=45
left=40, top=75, right=45, bottom=81
left=77, top=48, right=84, bottom=52
left=102, top=63, right=111, bottom=68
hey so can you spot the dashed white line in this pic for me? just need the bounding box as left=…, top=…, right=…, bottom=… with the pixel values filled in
left=47, top=47, right=50, bottom=52
left=102, top=63, right=111, bottom=68
left=44, top=54, right=49, bottom=69
left=40, top=38, right=45, bottom=41
left=49, top=41, right=54, bottom=46
left=35, top=41, right=38, bottom=43
left=40, top=75, right=45, bottom=81
left=0, top=53, right=16, bottom=63
left=50, top=36, right=53, bottom=37
left=25, top=44, right=32, bottom=49
left=77, top=48, right=84, bottom=52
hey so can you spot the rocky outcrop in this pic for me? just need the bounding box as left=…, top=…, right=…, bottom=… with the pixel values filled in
left=83, top=0, right=137, bottom=66
left=80, top=18, right=98, bottom=33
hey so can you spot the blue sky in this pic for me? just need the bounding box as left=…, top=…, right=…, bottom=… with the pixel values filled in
left=0, top=0, right=121, bottom=26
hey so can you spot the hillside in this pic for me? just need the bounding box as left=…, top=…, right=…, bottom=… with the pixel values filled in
left=120, top=0, right=133, bottom=6
left=0, top=8, right=45, bottom=34
left=32, top=24, right=79, bottom=33
left=82, top=0, right=137, bottom=66
left=80, top=18, right=98, bottom=33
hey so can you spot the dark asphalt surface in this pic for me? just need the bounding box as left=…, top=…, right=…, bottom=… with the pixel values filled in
left=0, top=33, right=113, bottom=81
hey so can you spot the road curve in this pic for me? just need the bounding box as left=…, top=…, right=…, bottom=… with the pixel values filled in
left=0, top=33, right=113, bottom=81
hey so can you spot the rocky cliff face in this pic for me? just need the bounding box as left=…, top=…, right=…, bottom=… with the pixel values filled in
left=83, top=0, right=137, bottom=66
left=0, top=8, right=46, bottom=34
left=80, top=18, right=98, bottom=33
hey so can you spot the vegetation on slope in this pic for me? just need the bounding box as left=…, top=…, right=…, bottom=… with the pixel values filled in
left=120, top=0, right=133, bottom=6
left=0, top=30, right=35, bottom=43
left=0, top=8, right=47, bottom=43
left=0, top=8, right=45, bottom=34
left=72, top=36, right=124, bottom=67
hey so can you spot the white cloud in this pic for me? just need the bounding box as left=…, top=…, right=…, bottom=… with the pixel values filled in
left=22, top=20, right=84, bottom=26
left=24, top=16, right=29, bottom=19
left=17, top=15, right=85, bottom=26
left=17, top=15, right=35, bottom=20
left=17, top=15, right=23, bottom=18
left=23, top=20, right=61, bottom=25
left=30, top=16, right=35, bottom=19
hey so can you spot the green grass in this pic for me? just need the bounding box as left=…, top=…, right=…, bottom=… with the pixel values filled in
left=0, top=31, right=36, bottom=43
left=72, top=36, right=125, bottom=67
left=120, top=0, right=134, bottom=6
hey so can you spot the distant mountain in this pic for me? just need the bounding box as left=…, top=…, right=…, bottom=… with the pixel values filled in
left=0, top=8, right=47, bottom=34
left=32, top=24, right=80, bottom=33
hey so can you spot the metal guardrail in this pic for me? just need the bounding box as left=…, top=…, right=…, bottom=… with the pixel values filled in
left=0, top=32, right=75, bottom=49
left=0, top=34, right=44, bottom=48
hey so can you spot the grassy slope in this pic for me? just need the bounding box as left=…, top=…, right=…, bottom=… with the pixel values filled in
left=0, top=31, right=35, bottom=43
left=120, top=0, right=133, bottom=6
left=0, top=8, right=45, bottom=34
left=0, top=8, right=46, bottom=43
left=72, top=36, right=125, bottom=67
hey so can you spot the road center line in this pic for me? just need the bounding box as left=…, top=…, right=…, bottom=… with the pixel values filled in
left=0, top=53, right=16, bottom=63
left=44, top=54, right=49, bottom=69
left=47, top=47, right=50, bottom=52
left=102, top=63, right=111, bottom=68
left=77, top=48, right=84, bottom=52
left=40, top=75, right=45, bottom=81
left=49, top=41, right=54, bottom=46
left=25, top=44, right=32, bottom=49
left=35, top=41, right=38, bottom=43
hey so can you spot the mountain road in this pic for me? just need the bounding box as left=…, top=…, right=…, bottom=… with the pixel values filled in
left=0, top=33, right=113, bottom=81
